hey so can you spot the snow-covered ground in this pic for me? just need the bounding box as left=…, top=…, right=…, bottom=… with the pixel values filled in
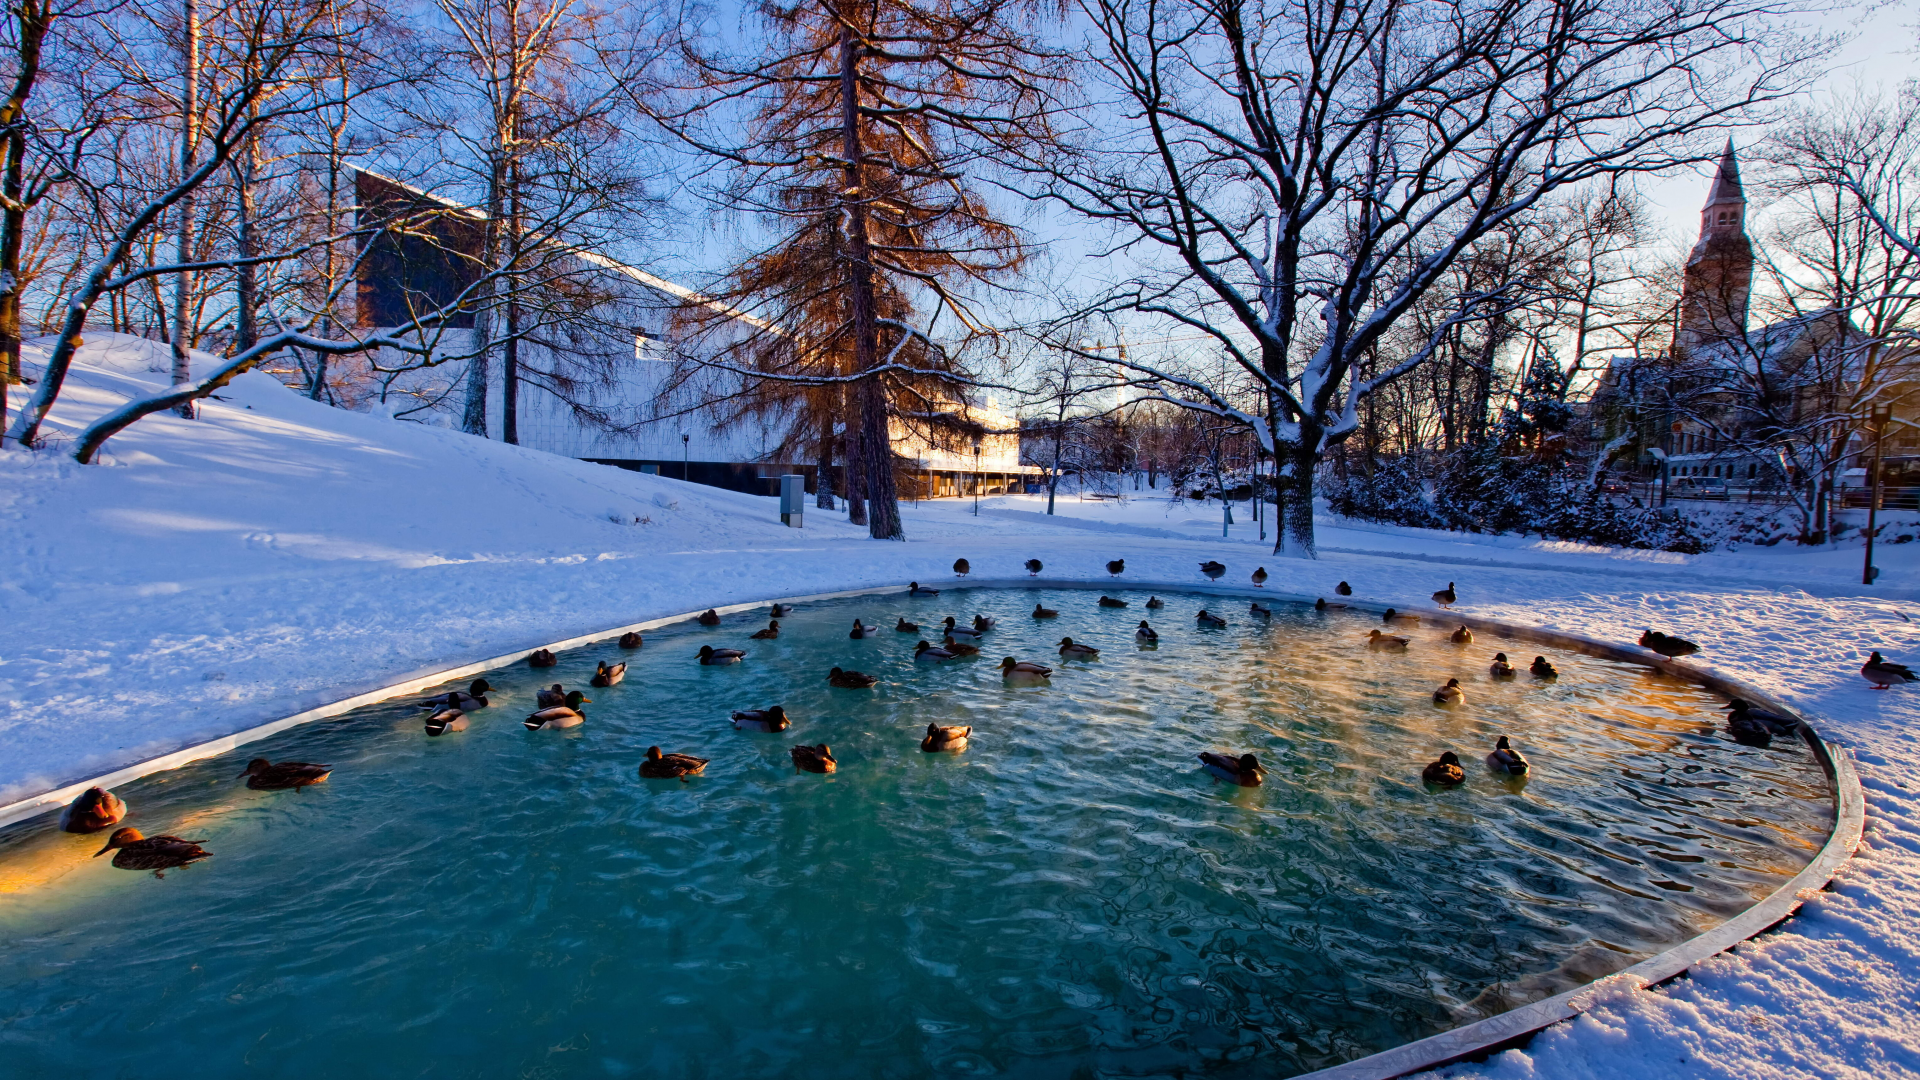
left=3, top=335, right=1918, bottom=1078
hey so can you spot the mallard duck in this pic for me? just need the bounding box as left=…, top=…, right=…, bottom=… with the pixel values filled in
left=424, top=706, right=468, bottom=736
left=790, top=743, right=837, bottom=774
left=639, top=746, right=707, bottom=780
left=1198, top=751, right=1264, bottom=787
left=1861, top=651, right=1917, bottom=689
left=60, top=787, right=127, bottom=833
left=1432, top=678, right=1465, bottom=706
left=618, top=631, right=644, bottom=649
left=1422, top=752, right=1465, bottom=786
left=896, top=617, right=921, bottom=633
left=1486, top=736, right=1529, bottom=775
left=528, top=648, right=557, bottom=668
left=1145, top=596, right=1165, bottom=608
left=1725, top=698, right=1799, bottom=735
left=525, top=690, right=590, bottom=730
left=1336, top=581, right=1353, bottom=596
left=770, top=603, right=796, bottom=617
left=1727, top=709, right=1773, bottom=747
left=1250, top=602, right=1272, bottom=617
left=921, top=723, right=970, bottom=752
left=422, top=678, right=496, bottom=710
left=238, top=758, right=332, bottom=789
left=697, top=609, right=722, bottom=626
left=93, top=828, right=210, bottom=877
left=915, top=640, right=957, bottom=662
left=1530, top=656, right=1558, bottom=680
left=1026, top=558, right=1044, bottom=576
left=1383, top=608, right=1419, bottom=626
left=942, top=635, right=982, bottom=657
left=1639, top=629, right=1700, bottom=658
left=953, top=558, right=971, bottom=577
left=1135, top=620, right=1158, bottom=641
left=1199, top=560, right=1226, bottom=578
left=908, top=581, right=940, bottom=596
left=1195, top=609, right=1226, bottom=627
left=1251, top=567, right=1269, bottom=587
left=1450, top=625, right=1473, bottom=644
left=1098, top=595, right=1129, bottom=608
left=1000, top=656, right=1053, bottom=683
left=750, top=620, right=781, bottom=640
left=1315, top=597, right=1347, bottom=611
left=536, top=684, right=567, bottom=709
left=591, top=660, right=627, bottom=687
left=1367, top=629, right=1409, bottom=651
left=972, top=614, right=997, bottom=632
left=828, top=666, right=879, bottom=688
left=1058, top=637, right=1100, bottom=658
left=1432, top=582, right=1457, bottom=607
left=1489, top=652, right=1517, bottom=678
left=731, top=705, right=791, bottom=732
left=942, top=616, right=984, bottom=638
left=1032, top=603, right=1059, bottom=618
left=698, top=645, right=746, bottom=665
left=1107, top=559, right=1125, bottom=576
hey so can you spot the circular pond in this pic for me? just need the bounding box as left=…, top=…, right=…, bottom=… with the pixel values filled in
left=0, top=588, right=1829, bottom=1077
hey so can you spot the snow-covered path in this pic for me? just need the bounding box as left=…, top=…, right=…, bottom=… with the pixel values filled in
left=3, top=336, right=1918, bottom=1078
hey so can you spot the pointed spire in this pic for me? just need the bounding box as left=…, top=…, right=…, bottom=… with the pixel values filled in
left=1706, top=139, right=1743, bottom=206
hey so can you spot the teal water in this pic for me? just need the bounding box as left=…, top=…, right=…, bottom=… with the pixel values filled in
left=0, top=589, right=1828, bottom=1078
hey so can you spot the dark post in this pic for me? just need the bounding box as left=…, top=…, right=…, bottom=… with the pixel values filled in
left=682, top=432, right=690, bottom=482
left=1865, top=403, right=1893, bottom=585
left=972, top=440, right=982, bottom=516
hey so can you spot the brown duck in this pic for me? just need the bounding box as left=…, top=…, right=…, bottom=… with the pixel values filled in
left=61, top=786, right=127, bottom=833
left=921, top=724, right=971, bottom=753
left=639, top=746, right=708, bottom=781
left=750, top=620, right=782, bottom=640
left=790, top=743, right=837, bottom=773
left=94, top=828, right=211, bottom=878
left=618, top=631, right=644, bottom=649
left=238, top=758, right=332, bottom=790
left=528, top=648, right=557, bottom=668
left=591, top=660, right=627, bottom=686
left=828, top=666, right=879, bottom=688
left=697, top=609, right=723, bottom=626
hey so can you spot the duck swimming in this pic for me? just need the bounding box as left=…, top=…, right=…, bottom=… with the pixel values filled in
left=770, top=603, right=796, bottom=617
left=828, top=666, right=879, bottom=688
left=698, top=645, right=746, bottom=665
left=94, top=828, right=210, bottom=877
left=422, top=678, right=496, bottom=711
left=1145, top=596, right=1165, bottom=609
left=60, top=787, right=127, bottom=833
left=591, top=660, right=627, bottom=687
left=1032, top=603, right=1059, bottom=619
left=536, top=684, right=568, bottom=709
left=1727, top=708, right=1773, bottom=747
left=953, top=558, right=971, bottom=577
left=896, top=617, right=921, bottom=633
left=942, top=635, right=982, bottom=657
left=1432, top=678, right=1465, bottom=706
left=921, top=724, right=971, bottom=753
left=915, top=640, right=957, bottom=662
left=972, top=614, right=996, bottom=632
left=618, top=631, right=644, bottom=649
left=1098, top=595, right=1129, bottom=608
left=528, top=648, right=557, bottom=668
left=850, top=619, right=881, bottom=639
left=1196, top=609, right=1227, bottom=627
left=697, top=609, right=723, bottom=626
left=1026, top=558, right=1044, bottom=576
left=1382, top=609, right=1419, bottom=626
left=942, top=616, right=984, bottom=639
left=731, top=705, right=791, bottom=732
left=1489, top=652, right=1517, bottom=678
left=1367, top=629, right=1410, bottom=651
left=525, top=690, right=590, bottom=730
left=239, top=758, right=332, bottom=790
left=1199, top=561, right=1226, bottom=578
left=1250, top=602, right=1272, bottom=618
left=750, top=620, right=781, bottom=640
left=640, top=746, right=707, bottom=781
left=1336, top=581, right=1353, bottom=596
left=1639, top=629, right=1700, bottom=658
left=1058, top=637, right=1100, bottom=658
left=1135, top=620, right=1158, bottom=641
left=1108, top=559, right=1125, bottom=576
left=1316, top=597, right=1347, bottom=611
left=908, top=582, right=940, bottom=596
left=1251, top=567, right=1268, bottom=587
left=1432, top=582, right=1457, bottom=608
left=424, top=706, right=468, bottom=737
left=790, top=743, right=837, bottom=774
left=1450, top=625, right=1473, bottom=644
left=1422, top=752, right=1465, bottom=786
left=1529, top=656, right=1558, bottom=680
left=1861, top=651, right=1918, bottom=689
left=1725, top=698, right=1799, bottom=736
left=1198, top=751, right=1265, bottom=787
left=1000, top=656, right=1053, bottom=684
left=1486, top=736, right=1529, bottom=775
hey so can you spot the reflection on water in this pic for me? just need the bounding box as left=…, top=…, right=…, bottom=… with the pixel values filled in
left=0, top=589, right=1828, bottom=1078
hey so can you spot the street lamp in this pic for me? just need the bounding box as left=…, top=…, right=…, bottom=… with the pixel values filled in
left=972, top=440, right=983, bottom=516
left=681, top=432, right=690, bottom=482
left=1864, top=403, right=1894, bottom=585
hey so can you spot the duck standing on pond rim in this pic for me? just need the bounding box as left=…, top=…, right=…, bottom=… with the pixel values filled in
left=1423, top=752, right=1466, bottom=786
left=1432, top=582, right=1457, bottom=607
left=953, top=558, right=971, bottom=577
left=1108, top=559, right=1125, bottom=577
left=1199, top=752, right=1265, bottom=787
left=1530, top=656, right=1558, bottom=680
left=1487, top=737, right=1529, bottom=775
left=1639, top=629, right=1700, bottom=658
left=1026, top=558, right=1044, bottom=577
left=697, top=609, right=723, bottom=626
left=591, top=660, right=626, bottom=687
left=640, top=746, right=708, bottom=781
left=1252, top=567, right=1268, bottom=587
left=618, top=631, right=644, bottom=649
left=1489, top=652, right=1517, bottom=678
left=94, top=828, right=211, bottom=878
left=1336, top=581, right=1353, bottom=596
left=750, top=620, right=781, bottom=640
left=528, top=648, right=557, bottom=668
left=1861, top=652, right=1917, bottom=689
left=791, top=744, right=837, bottom=774
left=239, top=759, right=332, bottom=790
left=922, top=724, right=970, bottom=753
left=61, top=787, right=127, bottom=833
left=1200, top=561, right=1226, bottom=579
left=828, top=666, right=879, bottom=688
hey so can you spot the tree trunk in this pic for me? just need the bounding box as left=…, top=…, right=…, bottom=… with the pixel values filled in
left=501, top=160, right=521, bottom=444
left=1274, top=440, right=1318, bottom=558
left=233, top=152, right=258, bottom=355
left=0, top=0, right=45, bottom=438
left=845, top=409, right=867, bottom=526
left=838, top=20, right=901, bottom=540
left=170, top=0, right=200, bottom=419
left=815, top=429, right=835, bottom=509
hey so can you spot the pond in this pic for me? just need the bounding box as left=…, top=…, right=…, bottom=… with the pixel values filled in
left=0, top=588, right=1830, bottom=1078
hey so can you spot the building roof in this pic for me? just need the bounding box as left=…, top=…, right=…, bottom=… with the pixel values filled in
left=1706, top=139, right=1744, bottom=207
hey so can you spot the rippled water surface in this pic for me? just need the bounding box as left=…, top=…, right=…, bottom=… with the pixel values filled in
left=0, top=588, right=1830, bottom=1078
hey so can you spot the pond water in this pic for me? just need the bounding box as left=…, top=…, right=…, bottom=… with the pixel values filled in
left=0, top=588, right=1830, bottom=1078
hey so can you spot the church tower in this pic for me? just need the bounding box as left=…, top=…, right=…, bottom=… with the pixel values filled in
left=1674, top=140, right=1754, bottom=358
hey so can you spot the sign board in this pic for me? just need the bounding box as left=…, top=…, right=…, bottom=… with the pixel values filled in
left=780, top=474, right=806, bottom=527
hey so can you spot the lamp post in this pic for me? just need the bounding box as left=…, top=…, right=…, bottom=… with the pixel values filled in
left=1864, top=403, right=1893, bottom=585
left=681, top=432, right=690, bottom=482
left=972, top=440, right=982, bottom=516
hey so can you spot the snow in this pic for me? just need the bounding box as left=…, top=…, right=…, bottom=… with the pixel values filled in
left=5, top=333, right=1920, bottom=1078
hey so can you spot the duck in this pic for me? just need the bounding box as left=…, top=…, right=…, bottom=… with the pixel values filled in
left=238, top=758, right=332, bottom=790
left=790, top=743, right=837, bottom=774
left=1250, top=602, right=1272, bottom=617
left=972, top=614, right=997, bottom=632
left=1107, top=559, right=1125, bottom=576
left=953, top=558, right=971, bottom=577
left=639, top=746, right=707, bottom=781
left=908, top=581, right=940, bottom=596
left=591, top=660, right=627, bottom=687
left=697, top=609, right=723, bottom=626
left=1489, top=652, right=1517, bottom=678
left=528, top=648, right=558, bottom=668
left=422, top=678, right=496, bottom=710
left=731, top=705, right=791, bottom=732
left=93, top=828, right=210, bottom=877
left=914, top=640, right=957, bottom=662
left=1367, top=629, right=1409, bottom=651
left=618, top=631, right=644, bottom=649
left=942, top=616, right=985, bottom=639
left=1058, top=637, right=1100, bottom=658
left=942, top=635, right=982, bottom=658
left=895, top=617, right=920, bottom=633
left=770, top=603, right=796, bottom=617
left=1432, top=678, right=1466, bottom=706
left=921, top=724, right=971, bottom=753
left=1145, top=596, right=1165, bottom=609
left=1727, top=708, right=1774, bottom=747
left=1315, top=597, right=1347, bottom=611
left=1195, top=609, right=1227, bottom=627
left=1336, top=581, right=1353, bottom=596
left=1383, top=608, right=1419, bottom=626
left=697, top=645, right=746, bottom=665
left=1000, top=656, right=1053, bottom=684
left=1861, top=651, right=1918, bottom=689
left=1725, top=698, right=1800, bottom=736
left=828, top=666, right=879, bottom=688
left=850, top=619, right=881, bottom=639
left=1530, top=656, right=1558, bottom=680
left=1098, top=595, right=1129, bottom=608
left=536, top=684, right=568, bottom=709
left=1251, top=567, right=1269, bottom=587
left=1450, top=625, right=1473, bottom=644
left=1432, top=582, right=1457, bottom=607
left=60, top=787, right=127, bottom=833
left=1486, top=736, right=1529, bottom=775
left=1135, top=620, right=1158, bottom=641
left=1032, top=603, right=1059, bottom=619
left=1026, top=558, right=1044, bottom=576
left=424, top=706, right=468, bottom=737
left=750, top=620, right=781, bottom=640
left=525, top=690, right=590, bottom=730
left=1199, top=560, right=1226, bottom=578
left=1639, top=629, right=1700, bottom=658
left=1422, top=752, right=1466, bottom=786
left=1198, top=751, right=1265, bottom=786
